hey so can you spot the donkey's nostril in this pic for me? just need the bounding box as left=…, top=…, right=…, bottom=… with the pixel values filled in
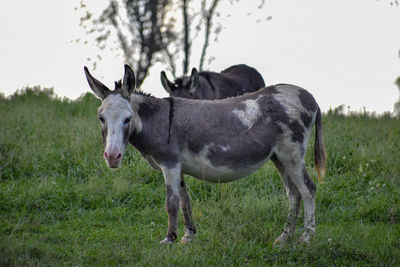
left=116, top=153, right=122, bottom=160
left=104, top=152, right=109, bottom=159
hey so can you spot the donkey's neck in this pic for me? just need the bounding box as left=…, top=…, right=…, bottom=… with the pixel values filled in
left=129, top=94, right=174, bottom=160
left=130, top=93, right=163, bottom=119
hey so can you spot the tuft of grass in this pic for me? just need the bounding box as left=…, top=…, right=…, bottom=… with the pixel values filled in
left=1, top=88, right=399, bottom=266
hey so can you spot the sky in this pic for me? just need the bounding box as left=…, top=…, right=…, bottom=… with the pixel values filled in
left=0, top=0, right=399, bottom=113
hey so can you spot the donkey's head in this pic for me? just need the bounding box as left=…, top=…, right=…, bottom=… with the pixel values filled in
left=160, top=68, right=199, bottom=98
left=84, top=65, right=140, bottom=168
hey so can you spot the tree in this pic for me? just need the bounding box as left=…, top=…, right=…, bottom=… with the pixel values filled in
left=162, top=0, right=268, bottom=76
left=162, top=0, right=223, bottom=76
left=78, top=0, right=266, bottom=86
left=79, top=0, right=176, bottom=87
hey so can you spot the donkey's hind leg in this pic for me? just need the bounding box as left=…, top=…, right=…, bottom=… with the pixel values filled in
left=295, top=166, right=316, bottom=243
left=179, top=173, right=196, bottom=243
left=271, top=155, right=302, bottom=244
left=280, top=161, right=316, bottom=243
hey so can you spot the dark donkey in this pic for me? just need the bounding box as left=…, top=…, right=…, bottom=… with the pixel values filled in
left=84, top=65, right=326, bottom=245
left=160, top=64, right=265, bottom=99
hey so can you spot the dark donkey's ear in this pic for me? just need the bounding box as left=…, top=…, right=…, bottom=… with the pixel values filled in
left=188, top=68, right=199, bottom=94
left=122, top=64, right=136, bottom=97
left=84, top=66, right=111, bottom=100
left=160, top=71, right=176, bottom=94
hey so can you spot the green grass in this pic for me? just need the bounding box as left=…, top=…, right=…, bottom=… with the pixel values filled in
left=1, top=87, right=399, bottom=266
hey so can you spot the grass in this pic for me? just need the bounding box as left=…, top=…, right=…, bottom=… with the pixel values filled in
left=1, top=87, right=399, bottom=266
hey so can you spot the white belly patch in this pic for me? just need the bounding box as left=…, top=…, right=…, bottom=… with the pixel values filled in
left=181, top=145, right=266, bottom=183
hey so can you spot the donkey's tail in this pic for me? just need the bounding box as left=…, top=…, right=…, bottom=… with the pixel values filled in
left=314, top=107, right=327, bottom=183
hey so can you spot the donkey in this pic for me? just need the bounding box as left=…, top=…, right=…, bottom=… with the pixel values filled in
left=160, top=64, right=265, bottom=99
left=84, top=65, right=326, bottom=245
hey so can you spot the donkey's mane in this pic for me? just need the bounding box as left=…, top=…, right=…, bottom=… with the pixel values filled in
left=113, top=79, right=155, bottom=98
left=173, top=77, right=184, bottom=87
left=114, top=80, right=123, bottom=90
left=133, top=90, right=155, bottom=98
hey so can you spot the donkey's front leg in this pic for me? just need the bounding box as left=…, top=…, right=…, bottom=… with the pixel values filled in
left=160, top=165, right=181, bottom=244
left=179, top=173, right=196, bottom=243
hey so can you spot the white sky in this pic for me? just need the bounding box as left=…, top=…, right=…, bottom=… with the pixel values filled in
left=0, top=0, right=399, bottom=113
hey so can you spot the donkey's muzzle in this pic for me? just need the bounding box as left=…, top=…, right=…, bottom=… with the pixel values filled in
left=104, top=151, right=122, bottom=168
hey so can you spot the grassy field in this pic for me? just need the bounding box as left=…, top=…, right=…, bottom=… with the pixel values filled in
left=1, top=87, right=399, bottom=266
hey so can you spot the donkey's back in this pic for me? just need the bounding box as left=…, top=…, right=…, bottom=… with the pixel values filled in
left=219, top=64, right=266, bottom=95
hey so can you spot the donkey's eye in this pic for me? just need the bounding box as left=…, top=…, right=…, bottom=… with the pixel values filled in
left=123, top=117, right=131, bottom=125
left=99, top=116, right=105, bottom=124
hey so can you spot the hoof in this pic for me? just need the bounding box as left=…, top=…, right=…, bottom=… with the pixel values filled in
left=159, top=237, right=175, bottom=245
left=298, top=229, right=314, bottom=244
left=180, top=234, right=195, bottom=244
left=274, top=232, right=290, bottom=245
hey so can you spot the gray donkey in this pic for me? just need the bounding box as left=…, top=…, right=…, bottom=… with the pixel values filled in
left=160, top=64, right=265, bottom=99
left=84, top=65, right=326, bottom=245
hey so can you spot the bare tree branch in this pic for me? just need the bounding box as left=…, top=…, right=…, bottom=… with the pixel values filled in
left=199, top=0, right=220, bottom=71
left=182, top=0, right=191, bottom=75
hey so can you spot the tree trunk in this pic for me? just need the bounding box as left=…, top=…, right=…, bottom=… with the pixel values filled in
left=182, top=0, right=191, bottom=75
left=199, top=0, right=220, bottom=71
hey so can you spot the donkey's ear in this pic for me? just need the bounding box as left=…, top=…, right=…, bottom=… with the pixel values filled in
left=188, top=68, right=199, bottom=94
left=160, top=71, right=176, bottom=94
left=122, top=64, right=136, bottom=97
left=84, top=66, right=111, bottom=100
